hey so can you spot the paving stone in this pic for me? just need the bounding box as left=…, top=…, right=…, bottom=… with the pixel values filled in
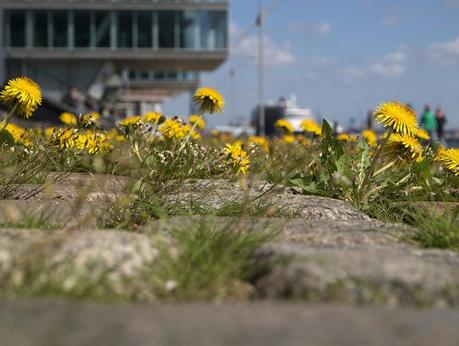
left=4, top=173, right=129, bottom=201
left=164, top=179, right=371, bottom=221
left=0, top=200, right=97, bottom=228
left=148, top=216, right=410, bottom=248
left=0, top=229, right=158, bottom=299
left=0, top=299, right=459, bottom=346
left=253, top=244, right=459, bottom=307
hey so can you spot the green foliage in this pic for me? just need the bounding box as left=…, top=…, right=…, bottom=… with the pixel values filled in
left=407, top=206, right=459, bottom=250
left=0, top=207, right=62, bottom=230
left=150, top=218, right=278, bottom=300
left=289, top=120, right=457, bottom=215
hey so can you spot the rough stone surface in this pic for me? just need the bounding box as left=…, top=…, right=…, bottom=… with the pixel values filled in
left=279, top=219, right=412, bottom=248
left=148, top=216, right=410, bottom=248
left=0, top=200, right=97, bottom=228
left=1, top=299, right=459, bottom=346
left=165, top=179, right=371, bottom=221
left=6, top=173, right=129, bottom=201
left=0, top=229, right=158, bottom=298
left=253, top=244, right=459, bottom=307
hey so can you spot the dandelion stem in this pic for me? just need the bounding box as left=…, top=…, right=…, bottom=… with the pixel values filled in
left=178, top=119, right=200, bottom=153
left=358, top=128, right=393, bottom=203
left=0, top=103, right=19, bottom=132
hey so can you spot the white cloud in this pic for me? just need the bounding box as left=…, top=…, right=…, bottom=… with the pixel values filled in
left=429, top=35, right=459, bottom=63
left=371, top=61, right=405, bottom=77
left=310, top=57, right=334, bottom=66
left=385, top=50, right=407, bottom=63
left=339, top=65, right=366, bottom=82
left=370, top=48, right=407, bottom=77
left=311, top=22, right=331, bottom=36
left=231, top=23, right=295, bottom=66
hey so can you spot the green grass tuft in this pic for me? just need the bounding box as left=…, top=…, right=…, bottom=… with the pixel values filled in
left=407, top=207, right=459, bottom=251
left=150, top=217, right=278, bottom=301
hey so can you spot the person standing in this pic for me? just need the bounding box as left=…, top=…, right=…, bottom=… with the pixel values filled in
left=420, top=104, right=437, bottom=139
left=435, top=107, right=447, bottom=145
left=366, top=109, right=373, bottom=130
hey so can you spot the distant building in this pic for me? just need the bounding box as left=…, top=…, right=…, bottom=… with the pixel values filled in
left=0, top=0, right=228, bottom=121
left=251, top=96, right=315, bottom=136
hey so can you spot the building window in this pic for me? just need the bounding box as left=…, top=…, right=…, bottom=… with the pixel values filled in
left=74, top=11, right=91, bottom=47
left=33, top=10, right=48, bottom=47
left=200, top=11, right=227, bottom=49
left=8, top=11, right=26, bottom=47
left=52, top=11, right=68, bottom=47
left=118, top=12, right=133, bottom=48
left=95, top=11, right=111, bottom=47
left=5, top=8, right=227, bottom=51
left=179, top=11, right=198, bottom=49
left=158, top=11, right=175, bottom=48
left=137, top=12, right=153, bottom=48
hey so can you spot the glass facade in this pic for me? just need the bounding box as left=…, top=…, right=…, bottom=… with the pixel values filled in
left=8, top=11, right=26, bottom=47
left=4, top=9, right=227, bottom=51
left=129, top=70, right=198, bottom=82
left=74, top=11, right=91, bottom=47
left=95, top=11, right=111, bottom=47
left=158, top=11, right=175, bottom=48
left=136, top=12, right=153, bottom=48
left=52, top=11, right=68, bottom=47
left=33, top=11, right=48, bottom=47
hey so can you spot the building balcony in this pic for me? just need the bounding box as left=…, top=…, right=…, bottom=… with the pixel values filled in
left=3, top=8, right=228, bottom=70
left=1, top=0, right=228, bottom=11
left=5, top=48, right=227, bottom=70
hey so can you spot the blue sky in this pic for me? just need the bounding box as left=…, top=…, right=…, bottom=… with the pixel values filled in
left=164, top=0, right=459, bottom=129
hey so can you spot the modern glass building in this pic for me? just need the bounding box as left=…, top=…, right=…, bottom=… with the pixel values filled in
left=0, top=0, right=228, bottom=118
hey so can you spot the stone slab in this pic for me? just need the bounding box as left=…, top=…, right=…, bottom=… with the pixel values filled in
left=0, top=299, right=458, bottom=346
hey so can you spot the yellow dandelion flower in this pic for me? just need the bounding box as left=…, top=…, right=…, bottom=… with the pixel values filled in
left=82, top=112, right=101, bottom=126
left=45, top=127, right=57, bottom=138
left=415, top=128, right=430, bottom=141
left=5, top=123, right=25, bottom=141
left=159, top=118, right=189, bottom=140
left=224, top=141, right=250, bottom=175
left=296, top=134, right=312, bottom=146
left=185, top=123, right=202, bottom=140
left=435, top=144, right=446, bottom=161
left=119, top=115, right=142, bottom=127
left=374, top=101, right=418, bottom=136
left=4, top=123, right=32, bottom=146
left=385, top=133, right=423, bottom=162
left=300, top=119, right=322, bottom=136
left=59, top=112, right=78, bottom=126
left=107, top=129, right=126, bottom=142
left=75, top=131, right=112, bottom=154
left=361, top=129, right=378, bottom=147
left=337, top=133, right=358, bottom=142
left=0, top=77, right=42, bottom=118
left=143, top=112, right=164, bottom=124
left=237, top=156, right=251, bottom=175
left=193, top=87, right=224, bottom=114
left=282, top=134, right=296, bottom=144
left=248, top=135, right=269, bottom=152
left=437, top=148, right=459, bottom=176
left=189, top=114, right=206, bottom=130
left=224, top=141, right=244, bottom=159
left=47, top=128, right=78, bottom=149
left=275, top=119, right=294, bottom=134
